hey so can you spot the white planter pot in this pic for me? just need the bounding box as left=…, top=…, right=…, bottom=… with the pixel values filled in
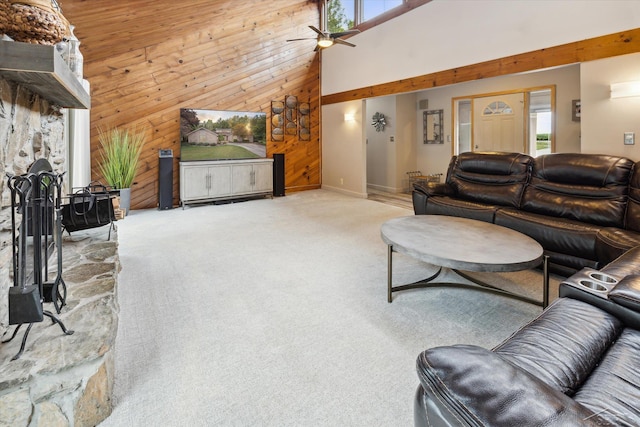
left=118, top=188, right=131, bottom=215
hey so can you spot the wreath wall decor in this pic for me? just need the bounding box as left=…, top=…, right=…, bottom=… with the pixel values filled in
left=372, top=112, right=387, bottom=132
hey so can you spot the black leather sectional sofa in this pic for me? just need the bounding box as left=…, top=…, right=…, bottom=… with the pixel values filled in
left=412, top=151, right=640, bottom=426
left=413, top=151, right=640, bottom=276
left=414, top=245, right=640, bottom=427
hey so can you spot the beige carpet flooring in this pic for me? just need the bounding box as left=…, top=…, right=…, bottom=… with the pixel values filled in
left=100, top=189, right=560, bottom=426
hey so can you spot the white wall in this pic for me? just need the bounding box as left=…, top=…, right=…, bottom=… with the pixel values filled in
left=321, top=100, right=367, bottom=197
left=366, top=96, right=396, bottom=191
left=395, top=92, right=417, bottom=191
left=320, top=1, right=640, bottom=194
left=365, top=93, right=417, bottom=193
left=581, top=53, right=640, bottom=160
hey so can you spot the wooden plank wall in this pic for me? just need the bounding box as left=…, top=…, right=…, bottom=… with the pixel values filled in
left=62, top=0, right=321, bottom=210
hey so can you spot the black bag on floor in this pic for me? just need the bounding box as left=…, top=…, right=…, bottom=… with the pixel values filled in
left=62, top=182, right=115, bottom=232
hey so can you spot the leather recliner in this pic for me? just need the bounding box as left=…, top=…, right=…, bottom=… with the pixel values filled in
left=413, top=246, right=640, bottom=427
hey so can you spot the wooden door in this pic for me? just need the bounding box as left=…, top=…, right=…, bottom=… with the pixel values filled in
left=473, top=93, right=525, bottom=153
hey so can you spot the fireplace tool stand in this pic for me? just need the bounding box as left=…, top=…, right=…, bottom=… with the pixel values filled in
left=41, top=171, right=68, bottom=313
left=2, top=170, right=73, bottom=361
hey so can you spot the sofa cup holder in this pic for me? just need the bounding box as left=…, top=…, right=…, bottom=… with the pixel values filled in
left=588, top=272, right=618, bottom=284
left=561, top=268, right=619, bottom=297
left=578, top=279, right=608, bottom=292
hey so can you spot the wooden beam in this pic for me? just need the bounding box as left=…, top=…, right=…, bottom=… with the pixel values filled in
left=322, top=28, right=640, bottom=105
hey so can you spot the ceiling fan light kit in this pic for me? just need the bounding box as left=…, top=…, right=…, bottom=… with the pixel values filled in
left=317, top=37, right=334, bottom=48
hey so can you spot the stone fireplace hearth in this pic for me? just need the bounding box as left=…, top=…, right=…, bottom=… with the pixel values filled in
left=0, top=226, right=119, bottom=426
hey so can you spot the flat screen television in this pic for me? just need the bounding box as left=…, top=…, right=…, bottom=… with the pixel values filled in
left=179, top=108, right=267, bottom=161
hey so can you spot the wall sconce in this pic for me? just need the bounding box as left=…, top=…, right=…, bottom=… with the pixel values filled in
left=610, top=81, right=640, bottom=98
left=344, top=113, right=355, bottom=122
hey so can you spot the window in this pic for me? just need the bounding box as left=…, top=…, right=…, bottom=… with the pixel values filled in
left=327, top=0, right=407, bottom=32
left=482, top=101, right=513, bottom=115
left=363, top=0, right=404, bottom=21
left=328, top=0, right=353, bottom=32
left=528, top=89, right=553, bottom=156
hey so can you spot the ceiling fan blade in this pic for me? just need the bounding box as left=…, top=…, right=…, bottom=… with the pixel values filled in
left=309, top=25, right=326, bottom=36
left=331, top=29, right=360, bottom=38
left=286, top=37, right=316, bottom=42
left=333, top=38, right=356, bottom=48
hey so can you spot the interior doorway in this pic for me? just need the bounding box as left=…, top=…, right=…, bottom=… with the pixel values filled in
left=453, top=86, right=555, bottom=156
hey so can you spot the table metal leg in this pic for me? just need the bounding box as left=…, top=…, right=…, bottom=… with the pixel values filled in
left=387, top=251, right=549, bottom=307
left=387, top=244, right=393, bottom=303
left=387, top=244, right=444, bottom=303
left=543, top=255, right=550, bottom=308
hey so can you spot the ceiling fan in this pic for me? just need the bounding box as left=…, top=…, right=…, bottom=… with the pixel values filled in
left=287, top=25, right=360, bottom=51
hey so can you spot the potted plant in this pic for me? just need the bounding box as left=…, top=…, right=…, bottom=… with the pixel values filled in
left=97, top=125, right=146, bottom=215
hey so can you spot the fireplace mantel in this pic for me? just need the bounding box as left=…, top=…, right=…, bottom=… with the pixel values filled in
left=0, top=40, right=90, bottom=109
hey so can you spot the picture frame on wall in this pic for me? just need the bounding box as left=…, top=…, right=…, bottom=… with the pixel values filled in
left=423, top=109, right=443, bottom=144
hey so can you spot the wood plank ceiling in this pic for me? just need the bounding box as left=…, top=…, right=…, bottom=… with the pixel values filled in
left=62, top=0, right=322, bottom=210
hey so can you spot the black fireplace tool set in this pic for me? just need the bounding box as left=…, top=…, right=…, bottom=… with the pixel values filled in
left=3, top=161, right=74, bottom=361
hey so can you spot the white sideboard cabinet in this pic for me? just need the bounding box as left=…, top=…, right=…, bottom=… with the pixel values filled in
left=179, top=158, right=274, bottom=207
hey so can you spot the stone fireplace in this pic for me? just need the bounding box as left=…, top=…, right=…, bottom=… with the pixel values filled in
left=0, top=76, right=119, bottom=425
left=0, top=77, right=67, bottom=338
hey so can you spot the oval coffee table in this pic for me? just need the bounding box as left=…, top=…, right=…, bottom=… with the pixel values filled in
left=381, top=215, right=549, bottom=306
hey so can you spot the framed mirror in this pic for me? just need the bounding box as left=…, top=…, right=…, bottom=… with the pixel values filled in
left=423, top=109, right=443, bottom=144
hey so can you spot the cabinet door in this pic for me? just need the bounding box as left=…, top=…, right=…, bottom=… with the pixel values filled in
left=253, top=162, right=273, bottom=193
left=208, top=165, right=232, bottom=197
left=182, top=166, right=210, bottom=200
left=231, top=164, right=254, bottom=194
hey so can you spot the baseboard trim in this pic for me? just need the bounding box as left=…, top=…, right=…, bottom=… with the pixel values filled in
left=367, top=183, right=405, bottom=194
left=322, top=185, right=367, bottom=199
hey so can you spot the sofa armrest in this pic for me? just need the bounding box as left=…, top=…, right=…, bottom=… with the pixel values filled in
left=609, top=274, right=640, bottom=312
left=413, top=181, right=452, bottom=197
left=416, top=345, right=606, bottom=427
left=412, top=182, right=453, bottom=215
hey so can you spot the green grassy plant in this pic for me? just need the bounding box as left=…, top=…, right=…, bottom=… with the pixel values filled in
left=98, top=126, right=146, bottom=189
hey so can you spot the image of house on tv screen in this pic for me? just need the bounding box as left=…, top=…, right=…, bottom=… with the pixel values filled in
left=180, top=108, right=267, bottom=161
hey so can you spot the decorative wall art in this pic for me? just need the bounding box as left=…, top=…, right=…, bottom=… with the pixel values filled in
left=299, top=100, right=310, bottom=141
left=272, top=96, right=312, bottom=141
left=285, top=95, right=298, bottom=135
left=271, top=100, right=284, bottom=141
left=371, top=112, right=386, bottom=132
left=423, top=109, right=443, bottom=144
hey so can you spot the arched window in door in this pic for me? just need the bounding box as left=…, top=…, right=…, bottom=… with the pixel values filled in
left=482, top=101, right=513, bottom=115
